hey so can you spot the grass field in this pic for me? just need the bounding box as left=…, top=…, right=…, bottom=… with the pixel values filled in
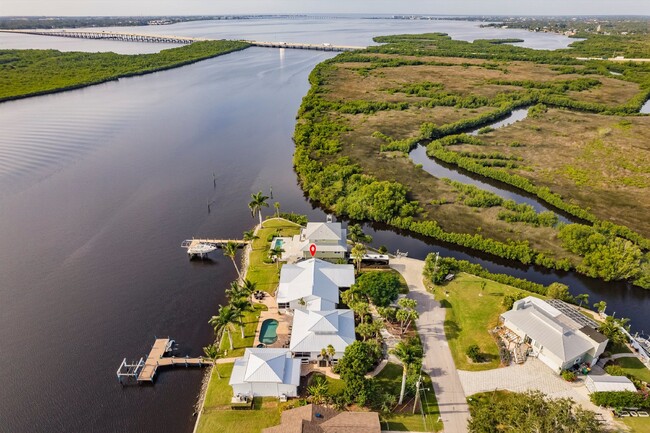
left=246, top=218, right=302, bottom=294
left=431, top=272, right=541, bottom=371
left=196, top=363, right=284, bottom=433
left=615, top=356, right=650, bottom=383
left=621, top=417, right=650, bottom=433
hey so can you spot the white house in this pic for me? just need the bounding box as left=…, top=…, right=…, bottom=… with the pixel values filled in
left=585, top=375, right=637, bottom=393
left=500, top=297, right=608, bottom=373
left=293, top=221, right=348, bottom=260
left=229, top=348, right=301, bottom=398
left=277, top=258, right=354, bottom=311
left=290, top=309, right=356, bottom=362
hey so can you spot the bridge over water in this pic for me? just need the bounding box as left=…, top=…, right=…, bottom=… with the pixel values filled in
left=1, top=29, right=365, bottom=52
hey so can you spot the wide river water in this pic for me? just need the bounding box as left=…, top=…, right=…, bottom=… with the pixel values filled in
left=0, top=17, right=649, bottom=433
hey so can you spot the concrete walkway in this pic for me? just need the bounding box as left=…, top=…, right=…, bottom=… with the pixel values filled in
left=391, top=257, right=470, bottom=433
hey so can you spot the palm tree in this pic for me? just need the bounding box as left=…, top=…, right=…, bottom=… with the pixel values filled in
left=576, top=293, right=589, bottom=308
left=391, top=338, right=423, bottom=405
left=351, top=243, right=366, bottom=274
left=242, top=229, right=259, bottom=245
left=307, top=375, right=329, bottom=404
left=269, top=246, right=285, bottom=268
left=594, top=300, right=607, bottom=315
left=326, top=344, right=336, bottom=367
left=348, top=223, right=372, bottom=243
left=223, top=241, right=241, bottom=279
left=320, top=347, right=329, bottom=366
left=203, top=344, right=221, bottom=379
left=230, top=298, right=252, bottom=339
left=248, top=191, right=269, bottom=227
left=274, top=201, right=280, bottom=218
left=226, top=281, right=246, bottom=301
left=241, top=279, right=257, bottom=297
left=208, top=305, right=241, bottom=351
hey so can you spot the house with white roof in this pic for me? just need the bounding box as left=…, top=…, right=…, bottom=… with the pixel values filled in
left=293, top=221, right=348, bottom=260
left=277, top=258, right=354, bottom=311
left=229, top=348, right=301, bottom=398
left=290, top=309, right=356, bottom=362
left=500, top=296, right=608, bottom=373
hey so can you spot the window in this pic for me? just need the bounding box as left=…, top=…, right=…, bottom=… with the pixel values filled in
left=293, top=352, right=310, bottom=359
left=278, top=302, right=290, bottom=309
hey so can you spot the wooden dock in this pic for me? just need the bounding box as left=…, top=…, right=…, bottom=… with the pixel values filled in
left=117, top=338, right=212, bottom=384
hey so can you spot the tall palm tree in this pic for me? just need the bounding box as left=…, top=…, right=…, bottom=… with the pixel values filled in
left=203, top=344, right=221, bottom=379
left=576, top=293, right=589, bottom=308
left=223, top=241, right=241, bottom=279
left=230, top=297, right=252, bottom=338
left=208, top=305, right=241, bottom=351
left=391, top=338, right=423, bottom=405
left=248, top=191, right=269, bottom=227
left=226, top=281, right=246, bottom=301
left=269, top=246, right=285, bottom=269
left=242, top=229, right=259, bottom=245
left=351, top=243, right=366, bottom=274
left=241, top=279, right=257, bottom=297
left=274, top=201, right=281, bottom=218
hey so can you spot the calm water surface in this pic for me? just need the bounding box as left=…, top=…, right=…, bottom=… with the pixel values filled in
left=0, top=18, right=648, bottom=433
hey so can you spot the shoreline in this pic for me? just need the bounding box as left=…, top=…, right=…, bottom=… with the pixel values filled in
left=0, top=42, right=250, bottom=105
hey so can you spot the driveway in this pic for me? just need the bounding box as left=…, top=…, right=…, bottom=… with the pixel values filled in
left=391, top=257, right=470, bottom=433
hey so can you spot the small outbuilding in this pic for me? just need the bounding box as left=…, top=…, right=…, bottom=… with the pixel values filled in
left=585, top=375, right=637, bottom=393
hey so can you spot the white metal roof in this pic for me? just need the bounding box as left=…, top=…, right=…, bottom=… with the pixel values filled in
left=230, top=348, right=301, bottom=386
left=290, top=309, right=356, bottom=353
left=302, top=222, right=345, bottom=241
left=502, top=297, right=594, bottom=363
left=277, top=259, right=354, bottom=307
left=586, top=375, right=637, bottom=393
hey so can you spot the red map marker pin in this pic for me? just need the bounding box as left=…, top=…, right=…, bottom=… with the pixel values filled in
left=309, top=244, right=317, bottom=257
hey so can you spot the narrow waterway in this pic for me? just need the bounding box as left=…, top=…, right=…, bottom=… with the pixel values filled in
left=409, top=108, right=573, bottom=222
left=0, top=17, right=648, bottom=433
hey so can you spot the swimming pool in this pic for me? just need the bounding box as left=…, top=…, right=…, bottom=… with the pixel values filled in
left=272, top=238, right=284, bottom=250
left=259, top=319, right=279, bottom=345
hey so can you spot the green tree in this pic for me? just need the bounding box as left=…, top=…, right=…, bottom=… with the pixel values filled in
left=223, top=241, right=241, bottom=279
left=230, top=297, right=252, bottom=338
left=354, top=271, right=401, bottom=307
left=598, top=315, right=630, bottom=346
left=248, top=191, right=270, bottom=227
left=466, top=344, right=482, bottom=362
left=307, top=375, right=330, bottom=404
left=348, top=223, right=373, bottom=243
left=396, top=298, right=419, bottom=335
left=337, top=341, right=377, bottom=383
left=208, top=304, right=241, bottom=351
left=468, top=390, right=605, bottom=433
left=547, top=282, right=571, bottom=301
left=226, top=281, right=246, bottom=301
left=593, top=300, right=607, bottom=314
left=356, top=321, right=381, bottom=341
left=351, top=243, right=366, bottom=274
left=241, top=279, right=257, bottom=297
left=202, top=343, right=221, bottom=379
left=326, top=344, right=336, bottom=366
left=242, top=229, right=259, bottom=245
left=391, top=337, right=423, bottom=405
left=575, top=293, right=589, bottom=308
left=268, top=245, right=285, bottom=268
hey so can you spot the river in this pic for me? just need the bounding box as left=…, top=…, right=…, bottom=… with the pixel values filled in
left=0, top=17, right=648, bottom=433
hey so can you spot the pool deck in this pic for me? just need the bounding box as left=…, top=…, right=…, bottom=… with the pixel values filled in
left=253, top=293, right=292, bottom=349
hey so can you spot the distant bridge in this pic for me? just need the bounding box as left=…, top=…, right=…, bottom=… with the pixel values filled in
left=1, top=29, right=365, bottom=52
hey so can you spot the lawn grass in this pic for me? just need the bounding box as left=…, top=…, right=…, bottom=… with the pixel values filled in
left=197, top=363, right=283, bottom=433
left=608, top=341, right=633, bottom=355
left=359, top=268, right=410, bottom=293
left=616, top=357, right=650, bottom=383
left=621, top=417, right=650, bottom=433
left=374, top=363, right=443, bottom=432
left=218, top=303, right=266, bottom=358
left=246, top=218, right=302, bottom=294
left=431, top=272, right=542, bottom=371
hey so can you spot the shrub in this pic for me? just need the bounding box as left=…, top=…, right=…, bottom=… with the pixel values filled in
left=466, top=344, right=482, bottom=362
left=278, top=212, right=308, bottom=226
left=590, top=391, right=650, bottom=409
left=561, top=370, right=577, bottom=382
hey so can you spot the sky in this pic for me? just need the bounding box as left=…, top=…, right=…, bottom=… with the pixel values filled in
left=1, top=0, right=649, bottom=17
